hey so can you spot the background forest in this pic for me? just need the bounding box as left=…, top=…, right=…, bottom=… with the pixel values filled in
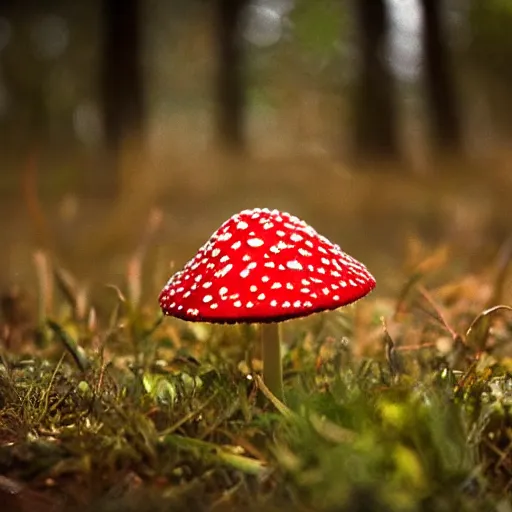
left=0, top=0, right=510, bottom=288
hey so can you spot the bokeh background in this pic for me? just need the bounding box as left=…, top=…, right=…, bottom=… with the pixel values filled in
left=0, top=0, right=511, bottom=304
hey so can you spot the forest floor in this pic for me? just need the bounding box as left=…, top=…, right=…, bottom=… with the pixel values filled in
left=0, top=151, right=511, bottom=510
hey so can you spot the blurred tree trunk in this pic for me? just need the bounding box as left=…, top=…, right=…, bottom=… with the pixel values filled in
left=100, top=0, right=145, bottom=183
left=420, top=0, right=462, bottom=154
left=352, top=0, right=400, bottom=162
left=214, top=0, right=248, bottom=152
left=89, top=0, right=155, bottom=262
left=0, top=2, right=45, bottom=154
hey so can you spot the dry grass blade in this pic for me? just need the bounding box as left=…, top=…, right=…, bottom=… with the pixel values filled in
left=381, top=317, right=401, bottom=377
left=417, top=284, right=459, bottom=339
left=394, top=271, right=423, bottom=320
left=33, top=250, right=53, bottom=322
left=47, top=319, right=90, bottom=372
left=160, top=435, right=268, bottom=476
left=488, top=236, right=512, bottom=307
left=465, top=305, right=512, bottom=352
left=158, top=391, right=219, bottom=436
left=53, top=265, right=78, bottom=313
left=126, top=208, right=163, bottom=307
left=255, top=375, right=296, bottom=420
left=37, top=353, right=66, bottom=423
left=105, top=284, right=127, bottom=304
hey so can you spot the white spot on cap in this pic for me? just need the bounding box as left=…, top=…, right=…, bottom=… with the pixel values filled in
left=203, top=295, right=213, bottom=303
left=218, top=232, right=232, bottom=241
left=219, top=286, right=228, bottom=295
left=286, top=260, right=303, bottom=271
left=290, top=233, right=303, bottom=242
left=247, top=238, right=264, bottom=248
left=271, top=282, right=282, bottom=289
left=215, top=263, right=233, bottom=278
left=237, top=221, right=248, bottom=230
left=231, top=241, right=242, bottom=250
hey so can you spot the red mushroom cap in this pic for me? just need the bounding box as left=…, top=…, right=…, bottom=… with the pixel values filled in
left=159, top=208, right=376, bottom=323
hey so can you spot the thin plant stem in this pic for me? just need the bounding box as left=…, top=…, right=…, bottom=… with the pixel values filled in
left=260, top=322, right=284, bottom=402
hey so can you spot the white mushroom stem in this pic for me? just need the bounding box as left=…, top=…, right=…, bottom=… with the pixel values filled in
left=260, top=322, right=284, bottom=401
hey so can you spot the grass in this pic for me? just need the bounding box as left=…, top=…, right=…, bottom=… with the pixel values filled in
left=0, top=243, right=511, bottom=512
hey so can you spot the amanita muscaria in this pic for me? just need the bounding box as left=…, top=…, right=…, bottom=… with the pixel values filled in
left=159, top=208, right=375, bottom=401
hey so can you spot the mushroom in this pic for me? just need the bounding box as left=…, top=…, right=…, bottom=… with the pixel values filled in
left=158, top=208, right=376, bottom=401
